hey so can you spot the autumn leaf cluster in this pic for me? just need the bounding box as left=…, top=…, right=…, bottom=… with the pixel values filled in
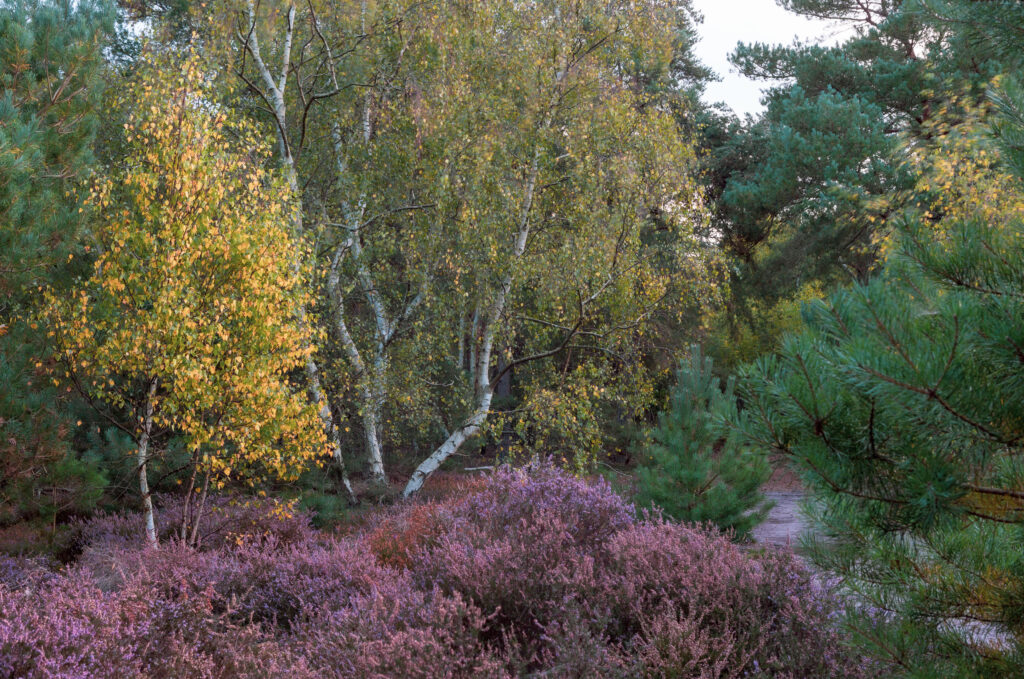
left=47, top=52, right=325, bottom=488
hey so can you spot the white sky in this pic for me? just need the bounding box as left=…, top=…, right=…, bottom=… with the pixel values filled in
left=691, top=0, right=851, bottom=117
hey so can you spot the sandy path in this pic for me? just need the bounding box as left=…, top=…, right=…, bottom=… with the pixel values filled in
left=751, top=492, right=808, bottom=547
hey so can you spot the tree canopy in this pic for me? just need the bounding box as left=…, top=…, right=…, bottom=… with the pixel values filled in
left=47, top=51, right=325, bottom=545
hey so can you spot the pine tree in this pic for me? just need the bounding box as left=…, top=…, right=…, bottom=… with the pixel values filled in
left=0, top=0, right=112, bottom=522
left=736, top=88, right=1024, bottom=676
left=698, top=0, right=1010, bottom=370
left=635, top=345, right=771, bottom=539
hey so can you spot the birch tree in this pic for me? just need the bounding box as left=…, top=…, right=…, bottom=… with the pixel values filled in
left=231, top=0, right=435, bottom=488
left=46, top=52, right=325, bottom=546
left=400, top=0, right=708, bottom=495
left=317, top=1, right=444, bottom=487
left=223, top=0, right=710, bottom=494
left=231, top=0, right=371, bottom=495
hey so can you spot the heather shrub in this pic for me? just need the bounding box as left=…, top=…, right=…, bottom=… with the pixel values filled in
left=1, top=466, right=871, bottom=678
left=408, top=465, right=869, bottom=677
left=416, top=471, right=490, bottom=503
left=368, top=501, right=450, bottom=569
left=413, top=502, right=603, bottom=634
left=170, top=496, right=317, bottom=549
left=85, top=534, right=389, bottom=630
left=0, top=572, right=139, bottom=679
left=0, top=557, right=313, bottom=679
left=292, top=580, right=508, bottom=678
left=62, top=507, right=146, bottom=560
left=447, top=464, right=635, bottom=548
left=409, top=464, right=633, bottom=635
left=0, top=554, right=57, bottom=589
left=223, top=537, right=390, bottom=628
left=66, top=494, right=316, bottom=565
left=521, top=608, right=631, bottom=678
left=602, top=521, right=862, bottom=677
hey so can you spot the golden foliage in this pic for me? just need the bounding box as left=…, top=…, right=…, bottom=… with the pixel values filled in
left=46, top=49, right=325, bottom=487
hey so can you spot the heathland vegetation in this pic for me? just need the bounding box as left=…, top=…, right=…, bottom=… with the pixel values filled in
left=2, top=0, right=1024, bottom=676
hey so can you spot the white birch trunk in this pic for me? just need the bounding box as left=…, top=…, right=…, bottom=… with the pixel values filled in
left=330, top=114, right=429, bottom=487
left=401, top=55, right=571, bottom=496
left=366, top=351, right=387, bottom=483
left=243, top=1, right=357, bottom=502
left=318, top=7, right=429, bottom=488
left=404, top=391, right=494, bottom=496
left=328, top=244, right=388, bottom=486
left=469, top=303, right=480, bottom=383
left=403, top=147, right=544, bottom=497
left=302, top=328, right=357, bottom=504
left=138, top=378, right=158, bottom=548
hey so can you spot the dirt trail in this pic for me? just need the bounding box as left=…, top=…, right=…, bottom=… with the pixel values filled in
left=752, top=491, right=1013, bottom=649
left=752, top=492, right=808, bottom=547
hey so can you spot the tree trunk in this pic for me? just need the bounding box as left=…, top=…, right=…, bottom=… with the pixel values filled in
left=403, top=143, right=544, bottom=496
left=328, top=244, right=389, bottom=487
left=361, top=377, right=387, bottom=485
left=180, top=452, right=198, bottom=542
left=242, top=0, right=357, bottom=504
left=403, top=391, right=493, bottom=497
left=138, top=378, right=159, bottom=549
left=188, top=470, right=210, bottom=548
left=304, top=343, right=358, bottom=504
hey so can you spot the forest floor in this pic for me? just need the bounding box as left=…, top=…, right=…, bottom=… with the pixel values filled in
left=753, top=458, right=810, bottom=547
left=752, top=492, right=808, bottom=547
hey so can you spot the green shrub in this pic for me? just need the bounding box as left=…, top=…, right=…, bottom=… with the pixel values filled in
left=298, top=492, right=351, bottom=528
left=635, top=345, right=771, bottom=539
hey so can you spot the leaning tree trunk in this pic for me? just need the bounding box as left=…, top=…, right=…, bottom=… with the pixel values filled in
left=400, top=48, right=571, bottom=496
left=403, top=392, right=494, bottom=497
left=402, top=142, right=543, bottom=497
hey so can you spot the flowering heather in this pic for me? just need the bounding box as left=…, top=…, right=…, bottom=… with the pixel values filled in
left=66, top=495, right=315, bottom=557
left=291, top=582, right=508, bottom=678
left=0, top=564, right=303, bottom=679
left=0, top=465, right=872, bottom=677
left=0, top=555, right=56, bottom=590
left=368, top=500, right=450, bottom=569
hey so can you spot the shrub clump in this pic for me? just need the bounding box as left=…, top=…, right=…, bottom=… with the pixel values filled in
left=634, top=345, right=772, bottom=539
left=0, top=465, right=872, bottom=678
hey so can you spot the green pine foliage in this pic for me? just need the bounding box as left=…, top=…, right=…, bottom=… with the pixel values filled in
left=698, top=0, right=1009, bottom=372
left=635, top=346, right=772, bottom=540
left=0, top=0, right=111, bottom=306
left=0, top=0, right=112, bottom=522
left=735, top=95, right=1024, bottom=676
left=720, top=0, right=1001, bottom=288
left=992, top=74, right=1024, bottom=180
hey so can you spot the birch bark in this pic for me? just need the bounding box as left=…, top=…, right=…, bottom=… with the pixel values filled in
left=399, top=3, right=676, bottom=494
left=401, top=12, right=575, bottom=494
left=403, top=143, right=546, bottom=496
left=326, top=60, right=431, bottom=485
left=137, top=378, right=159, bottom=548
left=241, top=0, right=357, bottom=502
